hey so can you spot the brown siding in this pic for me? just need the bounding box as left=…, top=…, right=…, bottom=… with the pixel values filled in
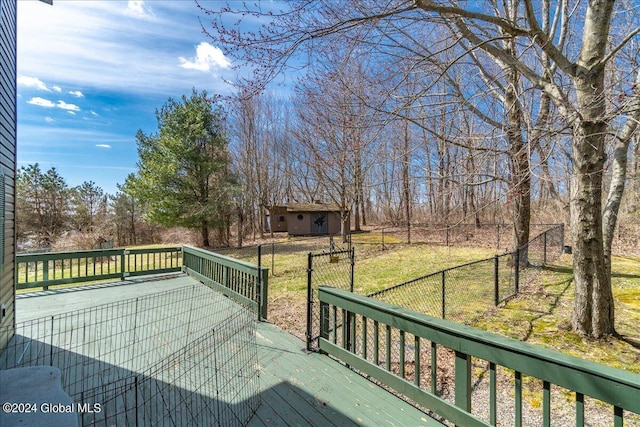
left=0, top=0, right=17, bottom=353
left=327, top=212, right=342, bottom=235
left=287, top=211, right=347, bottom=236
left=268, top=206, right=288, bottom=233
left=287, top=212, right=311, bottom=235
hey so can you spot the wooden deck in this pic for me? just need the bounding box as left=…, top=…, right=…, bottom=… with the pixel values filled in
left=14, top=273, right=441, bottom=427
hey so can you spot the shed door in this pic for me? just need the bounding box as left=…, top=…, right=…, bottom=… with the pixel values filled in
left=311, top=212, right=328, bottom=234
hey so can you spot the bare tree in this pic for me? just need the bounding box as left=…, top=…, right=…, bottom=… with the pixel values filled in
left=229, top=90, right=296, bottom=240
left=291, top=53, right=382, bottom=238
left=205, top=0, right=640, bottom=338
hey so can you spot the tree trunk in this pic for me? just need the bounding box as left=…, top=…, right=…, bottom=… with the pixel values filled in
left=354, top=148, right=363, bottom=231
left=631, top=134, right=640, bottom=213
left=602, top=69, right=640, bottom=295
left=237, top=206, right=244, bottom=248
left=402, top=121, right=411, bottom=244
left=504, top=35, right=530, bottom=254
left=570, top=119, right=614, bottom=337
left=570, top=1, right=616, bottom=338
left=201, top=222, right=210, bottom=247
left=340, top=211, right=350, bottom=243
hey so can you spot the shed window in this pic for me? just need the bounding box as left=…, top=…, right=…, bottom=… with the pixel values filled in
left=278, top=216, right=285, bottom=222
left=297, top=214, right=304, bottom=221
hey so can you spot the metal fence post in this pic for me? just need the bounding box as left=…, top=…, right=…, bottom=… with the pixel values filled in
left=257, top=244, right=262, bottom=271
left=306, top=253, right=313, bottom=351
left=271, top=242, right=275, bottom=275
left=543, top=232, right=548, bottom=265
left=446, top=225, right=450, bottom=247
left=441, top=270, right=446, bottom=319
left=514, top=248, right=520, bottom=294
left=382, top=227, right=386, bottom=250
left=350, top=247, right=355, bottom=293
left=494, top=256, right=499, bottom=306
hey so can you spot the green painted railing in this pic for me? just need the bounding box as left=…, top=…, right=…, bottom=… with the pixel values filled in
left=182, top=245, right=269, bottom=320
left=319, top=286, right=640, bottom=427
left=16, top=247, right=183, bottom=290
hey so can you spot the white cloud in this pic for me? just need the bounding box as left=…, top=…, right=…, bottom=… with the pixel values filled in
left=17, top=1, right=235, bottom=96
left=125, top=1, right=154, bottom=19
left=45, top=117, right=54, bottom=123
left=67, top=111, right=77, bottom=115
left=57, top=101, right=81, bottom=111
left=18, top=75, right=49, bottom=91
left=27, top=97, right=55, bottom=107
left=96, top=144, right=112, bottom=149
left=69, top=90, right=84, bottom=98
left=91, top=111, right=99, bottom=117
left=52, top=86, right=62, bottom=93
left=179, top=42, right=231, bottom=71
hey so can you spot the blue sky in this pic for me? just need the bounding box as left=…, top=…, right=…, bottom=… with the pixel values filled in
left=17, top=0, right=237, bottom=195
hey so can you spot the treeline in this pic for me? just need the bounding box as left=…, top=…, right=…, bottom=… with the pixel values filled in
left=16, top=163, right=160, bottom=251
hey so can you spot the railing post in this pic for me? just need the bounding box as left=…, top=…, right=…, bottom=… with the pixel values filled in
left=259, top=267, right=268, bottom=321
left=43, top=260, right=49, bottom=285
left=543, top=232, right=548, bottom=265
left=454, top=350, right=472, bottom=423
left=494, top=255, right=499, bottom=306
left=514, top=248, right=520, bottom=294
left=120, top=249, right=126, bottom=280
left=319, top=298, right=329, bottom=343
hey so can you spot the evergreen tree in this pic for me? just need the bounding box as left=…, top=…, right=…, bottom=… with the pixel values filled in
left=127, top=90, right=237, bottom=247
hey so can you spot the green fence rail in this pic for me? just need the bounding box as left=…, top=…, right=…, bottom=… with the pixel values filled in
left=319, top=286, right=640, bottom=427
left=182, top=245, right=269, bottom=320
left=16, top=247, right=183, bottom=290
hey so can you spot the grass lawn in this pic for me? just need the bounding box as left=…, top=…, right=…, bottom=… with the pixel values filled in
left=473, top=254, right=640, bottom=373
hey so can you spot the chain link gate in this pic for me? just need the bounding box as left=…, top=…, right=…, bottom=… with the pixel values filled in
left=306, top=247, right=354, bottom=351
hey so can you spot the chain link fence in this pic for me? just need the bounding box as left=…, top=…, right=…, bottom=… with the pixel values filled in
left=368, top=224, right=565, bottom=326
left=358, top=223, right=561, bottom=252
left=212, top=234, right=350, bottom=277
left=306, top=248, right=354, bottom=351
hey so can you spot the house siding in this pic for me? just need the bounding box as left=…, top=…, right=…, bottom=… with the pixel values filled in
left=0, top=0, right=17, bottom=353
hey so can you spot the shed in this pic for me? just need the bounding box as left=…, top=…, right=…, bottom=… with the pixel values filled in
left=286, top=203, right=348, bottom=236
